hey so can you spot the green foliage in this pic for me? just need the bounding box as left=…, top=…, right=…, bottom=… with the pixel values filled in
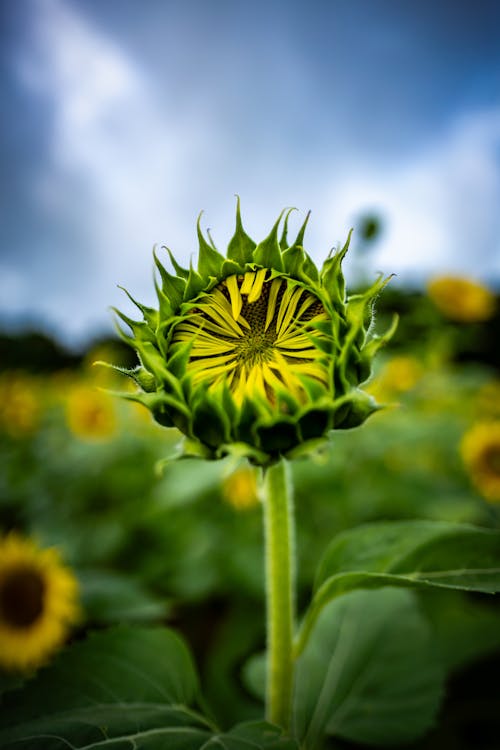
left=79, top=570, right=170, bottom=623
left=0, top=627, right=296, bottom=750
left=294, top=589, right=444, bottom=747
left=297, top=521, right=500, bottom=652
left=1, top=275, right=499, bottom=748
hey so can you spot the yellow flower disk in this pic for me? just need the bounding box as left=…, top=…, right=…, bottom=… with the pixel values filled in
left=461, top=422, right=500, bottom=503
left=427, top=276, right=496, bottom=323
left=111, top=205, right=396, bottom=463
left=0, top=533, right=80, bottom=671
left=173, top=271, right=329, bottom=407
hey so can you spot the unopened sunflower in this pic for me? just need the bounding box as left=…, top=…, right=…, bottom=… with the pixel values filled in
left=112, top=203, right=396, bottom=464
left=0, top=533, right=80, bottom=671
left=461, top=422, right=500, bottom=503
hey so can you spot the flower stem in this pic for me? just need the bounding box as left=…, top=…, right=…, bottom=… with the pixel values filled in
left=262, top=458, right=296, bottom=730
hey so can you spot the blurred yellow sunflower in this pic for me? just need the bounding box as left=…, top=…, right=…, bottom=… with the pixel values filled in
left=0, top=534, right=80, bottom=671
left=65, top=384, right=117, bottom=440
left=427, top=275, right=496, bottom=322
left=222, top=466, right=260, bottom=511
left=368, top=355, right=423, bottom=402
left=475, top=381, right=500, bottom=421
left=461, top=422, right=500, bottom=503
left=0, top=373, right=40, bottom=437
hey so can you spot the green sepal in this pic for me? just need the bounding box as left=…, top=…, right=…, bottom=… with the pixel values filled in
left=219, top=380, right=239, bottom=430
left=291, top=210, right=310, bottom=249
left=346, top=273, right=393, bottom=343
left=196, top=212, right=226, bottom=280
left=282, top=245, right=319, bottom=285
left=92, top=360, right=157, bottom=392
left=184, top=261, right=206, bottom=300
left=227, top=196, right=256, bottom=265
left=154, top=279, right=174, bottom=323
left=133, top=367, right=157, bottom=392
left=255, top=417, right=299, bottom=455
left=159, top=436, right=214, bottom=461
left=136, top=341, right=169, bottom=383
left=363, top=313, right=399, bottom=360
left=252, top=210, right=285, bottom=271
left=237, top=397, right=262, bottom=447
left=333, top=389, right=381, bottom=429
left=296, top=374, right=330, bottom=402
left=117, top=286, right=159, bottom=330
left=116, top=390, right=171, bottom=426
left=111, top=308, right=156, bottom=345
left=192, top=391, right=231, bottom=448
left=281, top=211, right=319, bottom=282
left=221, top=258, right=244, bottom=278
left=216, top=441, right=270, bottom=466
left=320, top=230, right=352, bottom=308
left=163, top=245, right=189, bottom=279
left=279, top=207, right=297, bottom=250
left=297, top=403, right=334, bottom=441
left=167, top=340, right=193, bottom=380
left=153, top=248, right=185, bottom=312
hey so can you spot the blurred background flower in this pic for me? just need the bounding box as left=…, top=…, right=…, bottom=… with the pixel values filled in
left=0, top=533, right=80, bottom=671
left=427, top=276, right=496, bottom=322
left=461, top=422, right=500, bottom=503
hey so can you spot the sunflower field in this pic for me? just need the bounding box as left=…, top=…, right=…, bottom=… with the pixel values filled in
left=1, top=212, right=500, bottom=750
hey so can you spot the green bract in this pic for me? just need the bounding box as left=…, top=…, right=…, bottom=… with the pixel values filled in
left=111, top=202, right=396, bottom=465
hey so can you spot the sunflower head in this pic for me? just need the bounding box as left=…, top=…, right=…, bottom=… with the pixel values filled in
left=112, top=202, right=396, bottom=465
left=461, top=421, right=500, bottom=503
left=0, top=533, right=80, bottom=671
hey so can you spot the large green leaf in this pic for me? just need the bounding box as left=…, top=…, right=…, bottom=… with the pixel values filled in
left=0, top=625, right=211, bottom=749
left=293, top=588, right=444, bottom=748
left=420, top=589, right=500, bottom=672
left=297, top=521, right=500, bottom=652
left=207, top=721, right=299, bottom=749
left=0, top=628, right=298, bottom=750
left=79, top=569, right=170, bottom=623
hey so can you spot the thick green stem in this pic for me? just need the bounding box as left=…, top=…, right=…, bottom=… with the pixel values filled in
left=262, top=459, right=296, bottom=730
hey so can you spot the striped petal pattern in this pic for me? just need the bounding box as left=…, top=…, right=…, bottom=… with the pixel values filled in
left=111, top=202, right=396, bottom=464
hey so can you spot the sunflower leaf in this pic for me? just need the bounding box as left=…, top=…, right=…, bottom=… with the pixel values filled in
left=0, top=626, right=297, bottom=748
left=293, top=588, right=444, bottom=747
left=0, top=625, right=212, bottom=749
left=296, top=521, right=500, bottom=656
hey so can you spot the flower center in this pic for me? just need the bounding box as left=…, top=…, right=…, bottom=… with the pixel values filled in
left=0, top=567, right=46, bottom=628
left=172, top=271, right=329, bottom=404
left=483, top=446, right=500, bottom=475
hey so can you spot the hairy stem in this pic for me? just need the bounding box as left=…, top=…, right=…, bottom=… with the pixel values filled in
left=262, top=458, right=296, bottom=730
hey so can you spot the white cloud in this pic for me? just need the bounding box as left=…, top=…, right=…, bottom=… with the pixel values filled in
left=318, top=108, right=500, bottom=284
left=6, top=0, right=500, bottom=346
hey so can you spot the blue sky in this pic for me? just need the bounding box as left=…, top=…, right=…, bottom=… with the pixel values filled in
left=1, top=0, right=499, bottom=346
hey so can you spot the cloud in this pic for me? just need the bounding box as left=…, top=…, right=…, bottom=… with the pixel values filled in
left=2, top=0, right=499, bottom=347
left=318, top=108, right=500, bottom=284
left=6, top=0, right=215, bottom=343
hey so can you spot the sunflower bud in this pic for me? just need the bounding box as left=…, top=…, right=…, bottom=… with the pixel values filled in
left=112, top=202, right=396, bottom=464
